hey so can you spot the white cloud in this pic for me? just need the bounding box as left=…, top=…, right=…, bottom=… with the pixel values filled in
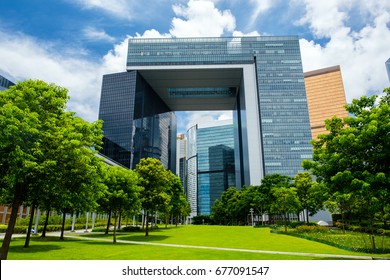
left=0, top=30, right=120, bottom=122
left=247, top=0, right=275, bottom=28
left=82, top=26, right=115, bottom=42
left=297, top=0, right=390, bottom=101
left=296, top=0, right=351, bottom=38
left=135, top=29, right=171, bottom=39
left=232, top=30, right=260, bottom=37
left=69, top=0, right=134, bottom=20
left=170, top=0, right=236, bottom=37
left=185, top=111, right=233, bottom=131
left=2, top=0, right=388, bottom=132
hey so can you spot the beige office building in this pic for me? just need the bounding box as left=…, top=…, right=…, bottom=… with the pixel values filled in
left=304, top=65, right=349, bottom=140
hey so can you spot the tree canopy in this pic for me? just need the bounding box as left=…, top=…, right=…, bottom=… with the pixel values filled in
left=0, top=80, right=104, bottom=259
left=135, top=157, right=188, bottom=236
left=101, top=165, right=141, bottom=243
left=303, top=87, right=390, bottom=231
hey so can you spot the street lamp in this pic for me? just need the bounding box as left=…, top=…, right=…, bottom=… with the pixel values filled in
left=250, top=208, right=254, bottom=227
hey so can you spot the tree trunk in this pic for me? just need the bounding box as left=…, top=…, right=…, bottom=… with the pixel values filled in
left=142, top=211, right=146, bottom=230
left=113, top=213, right=117, bottom=244
left=0, top=185, right=22, bottom=260
left=118, top=211, right=122, bottom=229
left=306, top=209, right=309, bottom=223
left=41, top=209, right=50, bottom=238
left=145, top=211, right=149, bottom=237
left=24, top=204, right=36, bottom=248
left=105, top=210, right=111, bottom=235
left=60, top=212, right=66, bottom=240
left=284, top=212, right=288, bottom=232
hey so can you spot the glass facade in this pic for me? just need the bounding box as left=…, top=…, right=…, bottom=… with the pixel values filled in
left=197, top=124, right=235, bottom=215
left=99, top=71, right=176, bottom=170
left=127, top=36, right=312, bottom=178
left=0, top=75, right=15, bottom=91
left=99, top=36, right=312, bottom=208
left=187, top=126, right=197, bottom=216
left=386, top=58, right=390, bottom=82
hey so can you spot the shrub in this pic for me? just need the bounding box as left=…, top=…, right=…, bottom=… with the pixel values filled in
left=290, top=221, right=317, bottom=228
left=192, top=215, right=211, bottom=225
left=296, top=225, right=329, bottom=233
left=332, top=214, right=342, bottom=223
left=121, top=226, right=141, bottom=232
left=290, top=221, right=305, bottom=228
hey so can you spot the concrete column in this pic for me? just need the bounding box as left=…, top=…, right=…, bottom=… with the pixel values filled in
left=19, top=205, right=24, bottom=219
left=2, top=207, right=8, bottom=224
left=85, top=212, right=89, bottom=232
left=91, top=212, right=96, bottom=230
left=71, top=213, right=76, bottom=232
left=26, top=206, right=30, bottom=218
left=34, top=208, right=40, bottom=233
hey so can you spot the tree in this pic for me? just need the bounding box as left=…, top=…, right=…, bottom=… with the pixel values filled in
left=102, top=166, right=141, bottom=243
left=135, top=158, right=170, bottom=236
left=271, top=187, right=301, bottom=232
left=294, top=172, right=327, bottom=222
left=0, top=80, right=69, bottom=260
left=49, top=114, right=105, bottom=240
left=304, top=88, right=390, bottom=242
left=165, top=171, right=189, bottom=226
left=260, top=174, right=292, bottom=219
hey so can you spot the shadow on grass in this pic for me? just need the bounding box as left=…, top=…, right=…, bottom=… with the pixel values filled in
left=81, top=232, right=170, bottom=242
left=10, top=244, right=63, bottom=254
left=118, top=235, right=170, bottom=242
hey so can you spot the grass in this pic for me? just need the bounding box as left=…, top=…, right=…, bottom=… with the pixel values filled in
left=5, top=225, right=390, bottom=260
left=280, top=229, right=390, bottom=253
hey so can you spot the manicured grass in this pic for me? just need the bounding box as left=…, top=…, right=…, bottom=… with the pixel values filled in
left=279, top=229, right=390, bottom=253
left=5, top=225, right=389, bottom=260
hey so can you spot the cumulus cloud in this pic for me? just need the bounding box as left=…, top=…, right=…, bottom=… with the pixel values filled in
left=0, top=30, right=112, bottom=122
left=83, top=26, right=115, bottom=42
left=135, top=29, right=171, bottom=39
left=297, top=0, right=390, bottom=101
left=232, top=30, right=260, bottom=37
left=170, top=0, right=236, bottom=37
left=185, top=111, right=233, bottom=130
left=247, top=0, right=275, bottom=28
left=2, top=0, right=388, bottom=130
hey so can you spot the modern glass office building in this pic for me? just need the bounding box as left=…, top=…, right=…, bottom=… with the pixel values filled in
left=99, top=71, right=177, bottom=170
left=99, top=36, right=312, bottom=187
left=0, top=75, right=15, bottom=91
left=386, top=58, right=390, bottom=82
left=187, top=120, right=235, bottom=216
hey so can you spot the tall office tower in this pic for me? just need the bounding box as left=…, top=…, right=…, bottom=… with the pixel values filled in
left=304, top=65, right=349, bottom=140
left=0, top=75, right=15, bottom=91
left=187, top=119, right=235, bottom=216
left=386, top=58, right=390, bottom=82
left=176, top=133, right=187, bottom=193
left=99, top=71, right=177, bottom=170
left=99, top=36, right=312, bottom=186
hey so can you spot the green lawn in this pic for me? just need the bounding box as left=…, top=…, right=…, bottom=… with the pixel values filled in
left=5, top=225, right=389, bottom=260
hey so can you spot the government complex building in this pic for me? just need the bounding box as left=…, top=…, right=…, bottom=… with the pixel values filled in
left=99, top=36, right=313, bottom=191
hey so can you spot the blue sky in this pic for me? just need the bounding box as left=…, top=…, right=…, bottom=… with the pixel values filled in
left=1, top=0, right=389, bottom=133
